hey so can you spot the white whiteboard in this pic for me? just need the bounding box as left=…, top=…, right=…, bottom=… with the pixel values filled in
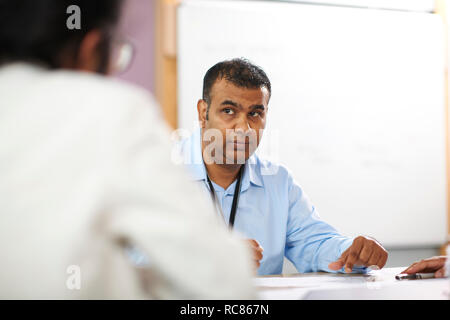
left=205, top=0, right=436, bottom=12
left=272, top=0, right=435, bottom=12
left=177, top=0, right=448, bottom=247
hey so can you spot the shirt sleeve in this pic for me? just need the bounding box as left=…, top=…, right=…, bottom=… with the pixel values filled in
left=284, top=173, right=366, bottom=274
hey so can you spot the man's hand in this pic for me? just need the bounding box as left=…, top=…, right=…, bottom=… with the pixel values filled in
left=401, top=256, right=447, bottom=278
left=245, top=239, right=263, bottom=270
left=328, top=236, right=388, bottom=273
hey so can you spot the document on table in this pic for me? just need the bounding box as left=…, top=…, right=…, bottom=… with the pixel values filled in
left=254, top=275, right=366, bottom=288
left=254, top=268, right=450, bottom=300
left=254, top=268, right=394, bottom=288
left=254, top=275, right=369, bottom=300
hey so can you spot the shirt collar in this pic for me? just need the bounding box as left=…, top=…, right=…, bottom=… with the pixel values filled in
left=183, top=127, right=207, bottom=181
left=184, top=128, right=264, bottom=190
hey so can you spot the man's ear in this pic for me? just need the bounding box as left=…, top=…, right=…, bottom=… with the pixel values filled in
left=197, top=99, right=208, bottom=128
left=75, top=30, right=104, bottom=73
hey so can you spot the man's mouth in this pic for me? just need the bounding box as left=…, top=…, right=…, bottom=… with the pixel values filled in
left=228, top=141, right=249, bottom=151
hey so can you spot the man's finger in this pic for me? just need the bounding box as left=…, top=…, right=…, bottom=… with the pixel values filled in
left=247, top=239, right=258, bottom=247
left=405, top=261, right=428, bottom=274
left=248, top=239, right=264, bottom=251
left=401, top=262, right=418, bottom=274
left=343, top=238, right=364, bottom=272
left=328, top=249, right=350, bottom=270
left=367, top=251, right=381, bottom=268
left=253, top=248, right=263, bottom=261
left=253, top=243, right=264, bottom=253
left=358, top=244, right=373, bottom=266
left=404, top=258, right=445, bottom=274
left=376, top=252, right=388, bottom=269
left=434, top=267, right=446, bottom=278
left=328, top=261, right=344, bottom=271
left=344, top=252, right=360, bottom=273
left=249, top=241, right=263, bottom=261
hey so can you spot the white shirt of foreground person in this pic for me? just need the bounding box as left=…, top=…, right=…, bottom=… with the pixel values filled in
left=0, top=63, right=255, bottom=299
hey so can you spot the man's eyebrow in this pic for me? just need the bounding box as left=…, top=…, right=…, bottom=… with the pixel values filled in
left=221, top=100, right=242, bottom=109
left=250, top=105, right=266, bottom=111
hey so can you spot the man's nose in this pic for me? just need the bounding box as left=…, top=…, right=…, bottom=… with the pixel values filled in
left=234, top=116, right=251, bottom=133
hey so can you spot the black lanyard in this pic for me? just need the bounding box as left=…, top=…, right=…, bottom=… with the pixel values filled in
left=206, top=165, right=244, bottom=228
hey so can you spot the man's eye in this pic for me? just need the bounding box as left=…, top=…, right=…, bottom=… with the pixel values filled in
left=223, top=108, right=234, bottom=115
left=249, top=111, right=261, bottom=117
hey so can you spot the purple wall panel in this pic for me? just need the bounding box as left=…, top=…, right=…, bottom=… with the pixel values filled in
left=117, top=0, right=155, bottom=94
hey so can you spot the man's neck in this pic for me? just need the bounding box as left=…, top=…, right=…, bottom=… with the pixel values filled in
left=204, top=162, right=242, bottom=190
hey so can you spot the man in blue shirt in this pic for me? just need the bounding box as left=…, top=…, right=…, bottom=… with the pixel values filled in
left=179, top=58, right=388, bottom=275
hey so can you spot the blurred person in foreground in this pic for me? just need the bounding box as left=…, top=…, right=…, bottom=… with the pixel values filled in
left=0, top=0, right=254, bottom=299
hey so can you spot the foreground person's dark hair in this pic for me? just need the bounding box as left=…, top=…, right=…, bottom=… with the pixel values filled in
left=0, top=0, right=123, bottom=71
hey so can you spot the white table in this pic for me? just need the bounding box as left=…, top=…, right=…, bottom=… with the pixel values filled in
left=255, top=267, right=450, bottom=300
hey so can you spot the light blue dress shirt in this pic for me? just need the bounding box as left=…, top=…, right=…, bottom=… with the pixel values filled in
left=179, top=129, right=364, bottom=275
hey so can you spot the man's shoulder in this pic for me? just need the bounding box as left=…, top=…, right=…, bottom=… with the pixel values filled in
left=251, top=155, right=311, bottom=206
left=46, top=69, right=156, bottom=112
left=0, top=63, right=161, bottom=125
left=35, top=69, right=168, bottom=140
left=0, top=63, right=152, bottom=105
left=249, top=154, right=293, bottom=184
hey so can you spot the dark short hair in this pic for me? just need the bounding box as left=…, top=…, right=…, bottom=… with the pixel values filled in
left=0, top=0, right=123, bottom=70
left=202, top=58, right=272, bottom=112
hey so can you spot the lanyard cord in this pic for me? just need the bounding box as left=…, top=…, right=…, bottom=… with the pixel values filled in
left=206, top=165, right=244, bottom=228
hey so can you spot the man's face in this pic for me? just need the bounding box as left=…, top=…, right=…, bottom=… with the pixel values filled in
left=199, top=78, right=270, bottom=164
